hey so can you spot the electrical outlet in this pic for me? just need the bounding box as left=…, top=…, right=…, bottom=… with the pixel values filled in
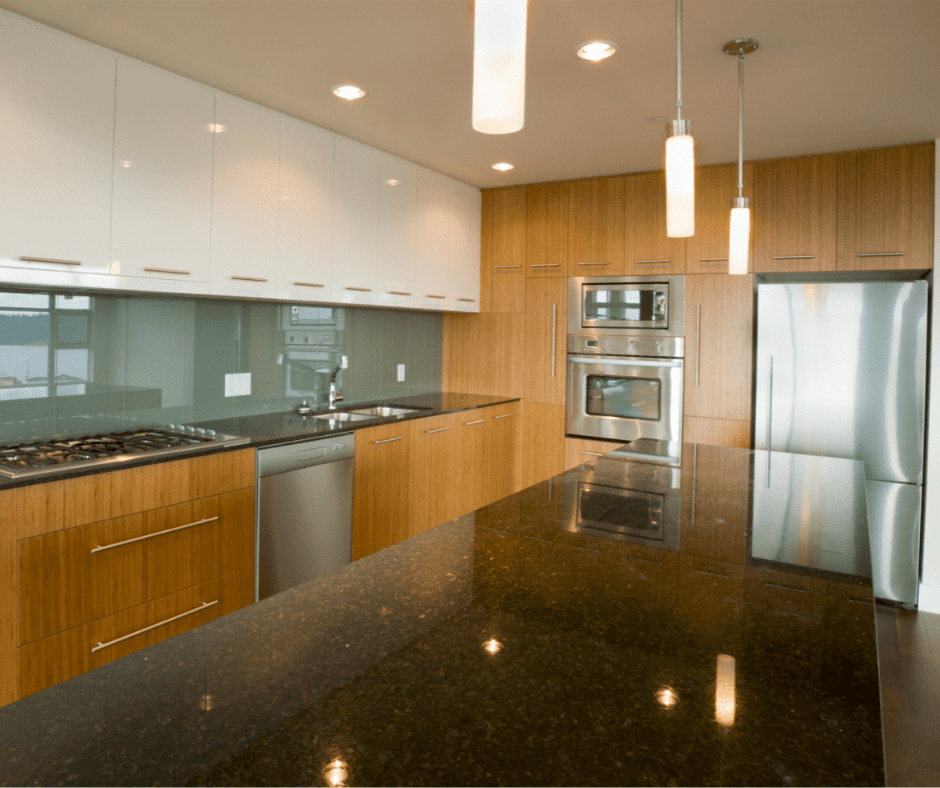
left=225, top=372, right=252, bottom=397
left=397, top=364, right=406, bottom=382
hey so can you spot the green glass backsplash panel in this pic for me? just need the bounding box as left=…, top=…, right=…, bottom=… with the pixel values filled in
left=0, top=289, right=443, bottom=443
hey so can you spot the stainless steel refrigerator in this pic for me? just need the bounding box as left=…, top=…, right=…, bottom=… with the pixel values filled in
left=754, top=281, right=927, bottom=606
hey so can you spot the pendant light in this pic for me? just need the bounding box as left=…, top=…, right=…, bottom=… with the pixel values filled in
left=472, top=0, right=527, bottom=134
left=724, top=38, right=758, bottom=274
left=665, top=0, right=694, bottom=237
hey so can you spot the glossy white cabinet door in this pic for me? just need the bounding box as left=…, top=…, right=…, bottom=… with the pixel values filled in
left=0, top=12, right=115, bottom=276
left=450, top=178, right=482, bottom=312
left=111, top=59, right=215, bottom=284
left=416, top=169, right=457, bottom=311
left=211, top=94, right=279, bottom=299
left=376, top=154, right=418, bottom=310
left=277, top=117, right=334, bottom=302
left=332, top=138, right=378, bottom=306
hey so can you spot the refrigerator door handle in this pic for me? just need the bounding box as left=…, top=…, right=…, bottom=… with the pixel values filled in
left=766, top=356, right=773, bottom=450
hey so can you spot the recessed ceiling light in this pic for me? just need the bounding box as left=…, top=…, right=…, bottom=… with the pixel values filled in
left=492, top=162, right=514, bottom=171
left=332, top=84, right=365, bottom=100
left=203, top=123, right=227, bottom=133
left=118, top=160, right=133, bottom=168
left=577, top=40, right=617, bottom=62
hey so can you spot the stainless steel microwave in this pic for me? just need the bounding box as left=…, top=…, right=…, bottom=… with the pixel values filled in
left=567, top=275, right=685, bottom=338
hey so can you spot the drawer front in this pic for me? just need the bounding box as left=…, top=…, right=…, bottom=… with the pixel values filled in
left=18, top=488, right=254, bottom=645
left=18, top=570, right=250, bottom=699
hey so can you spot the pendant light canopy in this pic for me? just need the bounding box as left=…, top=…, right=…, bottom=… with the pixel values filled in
left=472, top=0, right=527, bottom=134
left=724, top=38, right=758, bottom=274
left=665, top=0, right=695, bottom=238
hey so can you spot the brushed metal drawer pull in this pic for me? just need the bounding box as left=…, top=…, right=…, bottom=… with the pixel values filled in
left=425, top=294, right=446, bottom=299
left=772, top=255, right=815, bottom=260
left=849, top=597, right=872, bottom=606
left=458, top=298, right=476, bottom=302
left=492, top=265, right=521, bottom=269
left=91, top=516, right=219, bottom=554
left=858, top=252, right=905, bottom=257
left=530, top=263, right=560, bottom=268
left=346, top=286, right=372, bottom=292
left=144, top=267, right=191, bottom=275
left=231, top=275, right=268, bottom=282
left=550, top=303, right=557, bottom=378
left=582, top=451, right=604, bottom=456
left=425, top=427, right=450, bottom=434
left=695, top=305, right=701, bottom=386
left=635, top=259, right=670, bottom=264
left=691, top=567, right=729, bottom=578
left=20, top=256, right=81, bottom=266
left=494, top=414, right=512, bottom=420
left=294, top=281, right=325, bottom=288
left=699, top=258, right=729, bottom=262
left=388, top=290, right=412, bottom=296
left=373, top=436, right=403, bottom=445
left=763, top=581, right=806, bottom=593
left=464, top=419, right=485, bottom=426
left=578, top=262, right=610, bottom=266
left=91, top=600, right=218, bottom=653
left=628, top=555, right=663, bottom=565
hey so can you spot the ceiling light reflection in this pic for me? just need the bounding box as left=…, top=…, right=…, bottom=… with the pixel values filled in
left=203, top=123, right=227, bottom=133
left=323, top=758, right=349, bottom=787
left=483, top=638, right=502, bottom=654
left=716, top=653, right=736, bottom=726
left=656, top=687, right=678, bottom=708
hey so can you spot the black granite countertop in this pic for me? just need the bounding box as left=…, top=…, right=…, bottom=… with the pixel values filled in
left=0, top=443, right=883, bottom=787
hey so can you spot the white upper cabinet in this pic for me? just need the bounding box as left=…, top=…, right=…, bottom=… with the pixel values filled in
left=0, top=13, right=115, bottom=276
left=276, top=117, right=334, bottom=301
left=111, top=60, right=215, bottom=283
left=210, top=94, right=280, bottom=299
left=332, top=138, right=379, bottom=306
left=376, top=154, right=418, bottom=310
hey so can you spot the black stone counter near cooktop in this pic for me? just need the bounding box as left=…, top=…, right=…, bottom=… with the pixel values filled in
left=0, top=443, right=883, bottom=787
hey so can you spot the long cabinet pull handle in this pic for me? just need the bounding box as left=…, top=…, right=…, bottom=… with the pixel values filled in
left=388, top=291, right=412, bottom=296
left=582, top=451, right=604, bottom=457
left=346, top=286, right=372, bottom=292
left=635, top=259, right=671, bottom=264
left=458, top=298, right=476, bottom=302
left=691, top=567, right=729, bottom=579
left=848, top=598, right=872, bottom=606
left=494, top=414, right=512, bottom=420
left=464, top=419, right=485, bottom=426
left=232, top=275, right=268, bottom=282
left=695, top=305, right=701, bottom=387
left=767, top=356, right=774, bottom=452
left=578, top=262, right=610, bottom=266
left=763, top=582, right=806, bottom=593
left=425, top=427, right=450, bottom=434
left=374, top=436, right=403, bottom=445
left=91, top=600, right=218, bottom=653
left=550, top=303, right=557, bottom=378
left=294, top=281, right=325, bottom=287
left=20, top=256, right=81, bottom=266
left=858, top=252, right=905, bottom=257
left=699, top=258, right=729, bottom=262
left=772, top=255, right=815, bottom=260
left=425, top=294, right=446, bottom=299
left=530, top=263, right=560, bottom=268
left=144, top=267, right=191, bottom=275
left=91, top=516, right=219, bottom=554
left=492, top=265, right=521, bottom=269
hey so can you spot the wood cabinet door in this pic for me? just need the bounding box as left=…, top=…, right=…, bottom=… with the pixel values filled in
left=684, top=274, right=753, bottom=423
left=409, top=412, right=459, bottom=536
left=526, top=182, right=568, bottom=277
left=624, top=171, right=687, bottom=275
left=455, top=412, right=489, bottom=515
left=483, top=402, right=520, bottom=506
left=352, top=422, right=413, bottom=560
left=754, top=153, right=837, bottom=273
left=567, top=176, right=625, bottom=276
left=483, top=186, right=527, bottom=313
left=688, top=163, right=754, bottom=274
left=523, top=278, right=567, bottom=406
left=683, top=416, right=750, bottom=449
left=837, top=142, right=934, bottom=270
left=521, top=402, right=565, bottom=489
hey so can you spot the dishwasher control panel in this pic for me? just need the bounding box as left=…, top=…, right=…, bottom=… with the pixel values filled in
left=257, top=433, right=355, bottom=477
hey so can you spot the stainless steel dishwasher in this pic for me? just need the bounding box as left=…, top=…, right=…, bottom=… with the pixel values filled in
left=257, top=433, right=355, bottom=600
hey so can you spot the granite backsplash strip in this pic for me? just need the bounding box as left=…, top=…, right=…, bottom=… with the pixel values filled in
left=0, top=289, right=442, bottom=444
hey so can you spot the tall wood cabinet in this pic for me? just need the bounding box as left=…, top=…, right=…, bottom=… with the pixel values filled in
left=526, top=182, right=569, bottom=277
left=567, top=176, right=626, bottom=276
left=624, top=171, right=687, bottom=275
left=483, top=186, right=527, bottom=313
left=523, top=278, right=567, bottom=406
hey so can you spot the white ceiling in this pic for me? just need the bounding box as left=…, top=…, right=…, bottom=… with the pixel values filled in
left=2, top=0, right=938, bottom=189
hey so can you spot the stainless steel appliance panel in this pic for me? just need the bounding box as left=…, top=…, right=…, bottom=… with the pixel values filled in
left=866, top=479, right=923, bottom=605
left=568, top=274, right=686, bottom=338
left=754, top=282, right=927, bottom=484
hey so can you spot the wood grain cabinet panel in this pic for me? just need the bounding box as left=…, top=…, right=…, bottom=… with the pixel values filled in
left=409, top=411, right=460, bottom=538
left=0, top=489, right=15, bottom=707
left=683, top=416, right=750, bottom=450
left=688, top=162, right=754, bottom=274
left=624, top=171, right=687, bottom=275
left=523, top=278, right=567, bottom=406
left=567, top=176, right=625, bottom=276
left=483, top=186, right=527, bottom=313
left=521, top=402, right=565, bottom=489
left=837, top=142, right=934, bottom=270
left=563, top=438, right=620, bottom=471
left=483, top=402, right=520, bottom=506
left=526, top=182, right=568, bottom=277
left=753, top=153, right=837, bottom=273
left=455, top=412, right=489, bottom=515
left=684, top=274, right=753, bottom=423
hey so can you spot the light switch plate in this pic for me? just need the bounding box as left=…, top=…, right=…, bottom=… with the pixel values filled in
left=397, top=364, right=406, bottom=382
left=225, top=372, right=252, bottom=397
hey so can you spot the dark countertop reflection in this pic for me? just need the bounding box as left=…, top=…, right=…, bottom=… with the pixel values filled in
left=0, top=443, right=883, bottom=787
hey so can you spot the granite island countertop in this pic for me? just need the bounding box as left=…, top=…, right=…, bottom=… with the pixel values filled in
left=0, top=443, right=883, bottom=787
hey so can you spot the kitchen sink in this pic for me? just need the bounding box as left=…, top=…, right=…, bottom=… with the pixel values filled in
left=312, top=411, right=372, bottom=423
left=345, top=406, right=426, bottom=418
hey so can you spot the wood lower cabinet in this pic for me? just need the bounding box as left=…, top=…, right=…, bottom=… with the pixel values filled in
left=9, top=448, right=256, bottom=702
left=683, top=416, right=751, bottom=450
left=409, top=411, right=460, bottom=539
left=521, top=402, right=565, bottom=489
left=484, top=403, right=519, bottom=504
left=563, top=437, right=621, bottom=471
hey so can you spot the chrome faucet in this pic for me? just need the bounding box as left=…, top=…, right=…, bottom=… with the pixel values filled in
left=329, top=355, right=348, bottom=409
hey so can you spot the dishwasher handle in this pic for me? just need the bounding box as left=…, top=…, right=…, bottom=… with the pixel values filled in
left=257, top=434, right=356, bottom=476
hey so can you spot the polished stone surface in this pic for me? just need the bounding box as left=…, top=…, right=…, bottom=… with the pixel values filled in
left=0, top=444, right=883, bottom=786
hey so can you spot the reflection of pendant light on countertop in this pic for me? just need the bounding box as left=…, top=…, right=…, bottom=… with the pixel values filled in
left=472, top=0, right=527, bottom=134
left=724, top=38, right=758, bottom=274
left=665, top=0, right=694, bottom=238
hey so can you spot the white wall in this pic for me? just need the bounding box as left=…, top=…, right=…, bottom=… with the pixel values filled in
left=920, top=138, right=940, bottom=613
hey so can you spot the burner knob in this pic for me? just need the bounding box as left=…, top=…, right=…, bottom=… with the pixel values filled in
left=194, top=428, right=206, bottom=436
left=205, top=429, right=216, bottom=437
left=184, top=426, right=196, bottom=434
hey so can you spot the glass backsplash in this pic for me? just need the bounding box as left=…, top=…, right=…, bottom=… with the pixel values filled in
left=0, top=289, right=443, bottom=444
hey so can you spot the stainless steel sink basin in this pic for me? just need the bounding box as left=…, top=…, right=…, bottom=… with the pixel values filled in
left=312, top=411, right=372, bottom=423
left=346, top=406, right=423, bottom=418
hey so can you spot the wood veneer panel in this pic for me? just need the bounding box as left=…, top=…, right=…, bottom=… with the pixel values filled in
left=682, top=416, right=751, bottom=449
left=484, top=402, right=519, bottom=506
left=687, top=162, right=754, bottom=274
left=486, top=186, right=526, bottom=312
left=15, top=472, right=112, bottom=540
left=624, top=170, right=687, bottom=275
left=520, top=402, right=564, bottom=489
left=562, top=437, right=620, bottom=471
left=523, top=277, right=566, bottom=406
left=526, top=181, right=568, bottom=277
left=567, top=176, right=625, bottom=276
left=409, top=411, right=460, bottom=536
left=0, top=489, right=17, bottom=706
left=442, top=312, right=525, bottom=398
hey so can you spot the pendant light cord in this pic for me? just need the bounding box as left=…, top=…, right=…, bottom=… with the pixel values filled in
left=676, top=0, right=684, bottom=120
left=737, top=47, right=744, bottom=198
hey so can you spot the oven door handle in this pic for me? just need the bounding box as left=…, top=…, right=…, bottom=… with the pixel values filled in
left=567, top=356, right=683, bottom=369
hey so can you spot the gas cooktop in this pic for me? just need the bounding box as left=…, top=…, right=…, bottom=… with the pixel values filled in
left=0, top=427, right=249, bottom=479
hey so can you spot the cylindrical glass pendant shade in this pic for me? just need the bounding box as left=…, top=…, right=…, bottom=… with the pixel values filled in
left=472, top=0, right=527, bottom=134
left=728, top=199, right=750, bottom=274
left=665, top=125, right=695, bottom=237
